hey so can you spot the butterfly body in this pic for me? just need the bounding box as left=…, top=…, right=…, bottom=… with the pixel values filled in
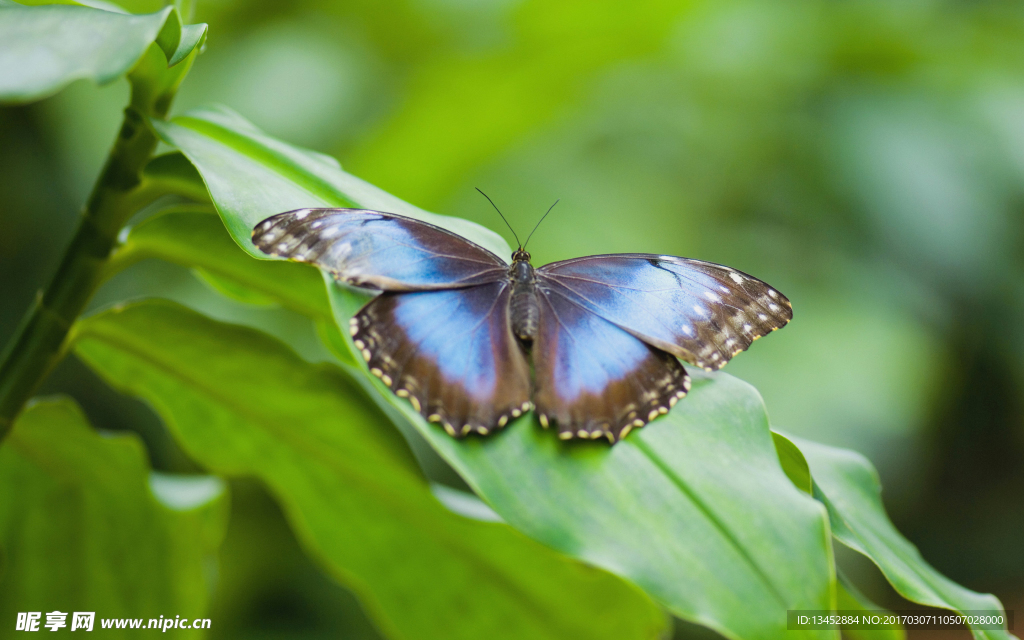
left=253, top=208, right=792, bottom=444
left=508, top=250, right=540, bottom=343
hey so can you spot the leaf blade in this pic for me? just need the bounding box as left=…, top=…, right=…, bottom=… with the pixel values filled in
left=157, top=106, right=837, bottom=639
left=353, top=279, right=839, bottom=640
left=0, top=3, right=205, bottom=104
left=113, top=207, right=332, bottom=320
left=790, top=435, right=1016, bottom=640
left=73, top=301, right=668, bottom=640
left=151, top=106, right=512, bottom=260
left=0, top=398, right=227, bottom=623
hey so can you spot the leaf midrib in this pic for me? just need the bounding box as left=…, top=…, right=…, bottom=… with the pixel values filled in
left=632, top=437, right=790, bottom=608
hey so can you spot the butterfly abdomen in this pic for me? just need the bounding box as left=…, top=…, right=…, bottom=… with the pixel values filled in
left=509, top=259, right=539, bottom=344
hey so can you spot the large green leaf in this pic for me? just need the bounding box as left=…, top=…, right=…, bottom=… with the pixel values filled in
left=0, top=397, right=226, bottom=629
left=73, top=300, right=668, bottom=640
left=351, top=337, right=837, bottom=640
left=0, top=3, right=205, bottom=104
left=150, top=105, right=512, bottom=260
left=152, top=107, right=835, bottom=639
left=789, top=435, right=1016, bottom=640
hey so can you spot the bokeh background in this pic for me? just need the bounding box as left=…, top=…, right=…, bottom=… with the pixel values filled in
left=2, top=0, right=1022, bottom=637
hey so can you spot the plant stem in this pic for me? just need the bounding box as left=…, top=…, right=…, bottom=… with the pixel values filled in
left=0, top=107, right=158, bottom=437
left=2, top=57, right=202, bottom=441
left=0, top=39, right=199, bottom=439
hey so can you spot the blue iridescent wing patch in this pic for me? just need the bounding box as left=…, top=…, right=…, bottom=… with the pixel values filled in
left=253, top=208, right=507, bottom=290
left=536, top=254, right=792, bottom=372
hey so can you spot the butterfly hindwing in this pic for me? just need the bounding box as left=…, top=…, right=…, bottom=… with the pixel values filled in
left=532, top=286, right=690, bottom=443
left=351, top=281, right=532, bottom=437
left=537, top=254, right=792, bottom=371
left=253, top=208, right=508, bottom=291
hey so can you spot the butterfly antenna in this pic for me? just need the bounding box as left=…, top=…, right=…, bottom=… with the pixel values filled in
left=476, top=188, right=521, bottom=248
left=523, top=199, right=559, bottom=250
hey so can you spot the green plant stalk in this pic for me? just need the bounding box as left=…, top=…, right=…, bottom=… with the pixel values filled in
left=0, top=45, right=195, bottom=439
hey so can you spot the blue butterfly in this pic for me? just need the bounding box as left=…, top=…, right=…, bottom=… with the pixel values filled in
left=252, top=206, right=791, bottom=444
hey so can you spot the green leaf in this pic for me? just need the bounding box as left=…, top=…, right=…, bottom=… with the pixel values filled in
left=192, top=268, right=281, bottom=307
left=791, top=436, right=1016, bottom=640
left=0, top=397, right=227, bottom=623
left=155, top=105, right=836, bottom=639
left=0, top=3, right=204, bottom=104
left=344, top=336, right=838, bottom=640
left=125, top=33, right=201, bottom=120
left=150, top=105, right=512, bottom=260
left=141, top=152, right=210, bottom=202
left=772, top=430, right=812, bottom=494
left=836, top=571, right=905, bottom=640
left=154, top=8, right=206, bottom=68
left=73, top=301, right=668, bottom=640
left=110, top=207, right=332, bottom=320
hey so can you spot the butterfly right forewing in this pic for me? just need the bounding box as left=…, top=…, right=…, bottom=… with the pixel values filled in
left=537, top=254, right=792, bottom=371
left=530, top=252, right=790, bottom=441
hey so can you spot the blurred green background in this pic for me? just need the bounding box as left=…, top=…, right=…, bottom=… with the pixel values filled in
left=2, top=0, right=1022, bottom=637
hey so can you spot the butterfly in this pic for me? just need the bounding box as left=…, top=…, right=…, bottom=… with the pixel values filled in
left=252, top=204, right=791, bottom=444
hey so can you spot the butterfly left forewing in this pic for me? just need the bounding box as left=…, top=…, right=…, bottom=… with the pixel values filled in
left=537, top=254, right=791, bottom=371
left=253, top=208, right=508, bottom=291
